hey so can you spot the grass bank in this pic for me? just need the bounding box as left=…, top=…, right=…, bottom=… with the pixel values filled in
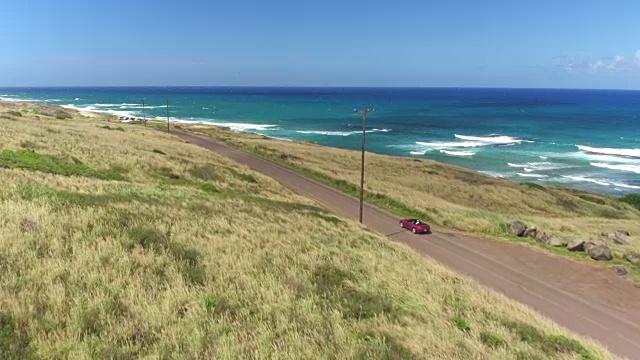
left=182, top=126, right=640, bottom=278
left=0, top=101, right=618, bottom=358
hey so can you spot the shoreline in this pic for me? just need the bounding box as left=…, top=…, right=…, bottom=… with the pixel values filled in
left=3, top=97, right=639, bottom=197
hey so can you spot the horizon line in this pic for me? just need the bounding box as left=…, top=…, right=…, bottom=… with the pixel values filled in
left=2, top=85, right=640, bottom=92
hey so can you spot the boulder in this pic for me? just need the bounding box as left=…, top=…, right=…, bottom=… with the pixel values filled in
left=626, top=255, right=640, bottom=265
left=535, top=231, right=549, bottom=243
left=611, top=236, right=628, bottom=245
left=509, top=221, right=527, bottom=237
left=614, top=266, right=628, bottom=276
left=588, top=244, right=613, bottom=261
left=549, top=237, right=568, bottom=247
left=616, top=230, right=631, bottom=237
left=566, top=240, right=585, bottom=252
left=583, top=242, right=597, bottom=253
left=523, top=227, right=537, bottom=238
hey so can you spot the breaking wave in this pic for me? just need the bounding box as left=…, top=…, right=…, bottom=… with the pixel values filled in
left=577, top=145, right=640, bottom=158
left=455, top=134, right=533, bottom=145
left=296, top=128, right=391, bottom=136
left=440, top=150, right=475, bottom=157
left=590, top=163, right=640, bottom=174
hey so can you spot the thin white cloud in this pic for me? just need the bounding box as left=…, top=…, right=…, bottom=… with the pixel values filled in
left=565, top=49, right=640, bottom=74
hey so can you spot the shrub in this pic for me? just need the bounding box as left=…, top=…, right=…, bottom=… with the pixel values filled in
left=54, top=110, right=72, bottom=120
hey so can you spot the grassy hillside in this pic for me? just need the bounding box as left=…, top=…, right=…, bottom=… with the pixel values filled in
left=0, top=101, right=617, bottom=358
left=183, top=126, right=640, bottom=271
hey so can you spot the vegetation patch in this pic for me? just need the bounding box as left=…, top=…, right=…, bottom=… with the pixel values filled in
left=189, top=164, right=221, bottom=181
left=0, top=149, right=125, bottom=180
left=199, top=182, right=219, bottom=194
left=5, top=110, right=22, bottom=117
left=100, top=125, right=125, bottom=132
left=0, top=312, right=34, bottom=360
left=521, top=182, right=546, bottom=191
left=480, top=331, right=506, bottom=349
left=501, top=319, right=595, bottom=359
left=620, top=194, right=640, bottom=211
left=577, top=194, right=606, bottom=205
left=54, top=110, right=73, bottom=120
left=452, top=315, right=471, bottom=332
left=356, top=332, right=415, bottom=360
left=152, top=149, right=167, bottom=155
left=311, top=264, right=397, bottom=320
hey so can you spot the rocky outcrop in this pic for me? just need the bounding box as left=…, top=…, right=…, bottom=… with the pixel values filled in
left=523, top=227, right=537, bottom=238
left=549, top=237, right=568, bottom=247
left=509, top=221, right=527, bottom=237
left=614, top=266, right=628, bottom=276
left=534, top=231, right=549, bottom=243
left=626, top=255, right=640, bottom=265
left=566, top=240, right=585, bottom=252
left=587, top=244, right=613, bottom=261
left=601, top=230, right=630, bottom=245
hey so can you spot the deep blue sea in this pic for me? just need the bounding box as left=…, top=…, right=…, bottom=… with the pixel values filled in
left=2, top=87, right=639, bottom=195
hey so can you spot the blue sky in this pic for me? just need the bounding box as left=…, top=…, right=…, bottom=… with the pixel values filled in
left=1, top=0, right=639, bottom=89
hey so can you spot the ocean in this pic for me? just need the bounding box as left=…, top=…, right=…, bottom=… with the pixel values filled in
left=1, top=87, right=639, bottom=195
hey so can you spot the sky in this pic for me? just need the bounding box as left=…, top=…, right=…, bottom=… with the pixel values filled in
left=1, top=0, right=640, bottom=89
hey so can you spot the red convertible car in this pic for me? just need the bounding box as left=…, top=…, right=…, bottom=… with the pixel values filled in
left=399, top=219, right=431, bottom=234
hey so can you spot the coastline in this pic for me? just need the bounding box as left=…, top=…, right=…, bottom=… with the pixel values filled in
left=2, top=90, right=639, bottom=195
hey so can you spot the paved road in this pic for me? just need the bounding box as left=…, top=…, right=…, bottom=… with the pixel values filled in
left=177, top=131, right=640, bottom=359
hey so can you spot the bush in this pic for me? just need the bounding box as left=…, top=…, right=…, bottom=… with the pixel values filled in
left=54, top=110, right=73, bottom=120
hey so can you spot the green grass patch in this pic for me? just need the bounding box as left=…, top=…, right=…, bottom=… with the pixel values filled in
left=620, top=194, right=640, bottom=211
left=357, top=332, right=415, bottom=360
left=501, top=319, right=596, bottom=359
left=0, top=312, right=34, bottom=360
left=5, top=110, right=22, bottom=117
left=452, top=315, right=471, bottom=332
left=521, top=182, right=546, bottom=191
left=577, top=194, right=606, bottom=205
left=311, top=264, right=398, bottom=320
left=199, top=183, right=219, bottom=194
left=0, top=149, right=125, bottom=180
left=480, top=332, right=506, bottom=349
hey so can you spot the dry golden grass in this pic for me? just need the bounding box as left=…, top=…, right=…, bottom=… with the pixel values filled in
left=183, top=126, right=640, bottom=270
left=0, top=102, right=617, bottom=359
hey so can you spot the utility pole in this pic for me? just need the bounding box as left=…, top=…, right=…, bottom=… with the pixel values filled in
left=354, top=108, right=375, bottom=224
left=142, top=99, right=146, bottom=127
left=166, top=98, right=170, bottom=133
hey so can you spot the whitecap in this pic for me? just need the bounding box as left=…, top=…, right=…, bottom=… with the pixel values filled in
left=410, top=151, right=427, bottom=155
left=560, top=175, right=610, bottom=187
left=517, top=173, right=548, bottom=178
left=590, top=163, right=640, bottom=174
left=416, top=141, right=485, bottom=148
left=440, top=150, right=475, bottom=157
left=577, top=145, right=640, bottom=158
left=612, top=182, right=640, bottom=190
left=479, top=171, right=506, bottom=178
left=455, top=134, right=533, bottom=145
left=296, top=128, right=391, bottom=136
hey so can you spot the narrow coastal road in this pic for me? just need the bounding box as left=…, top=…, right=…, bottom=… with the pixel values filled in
left=176, top=131, right=640, bottom=359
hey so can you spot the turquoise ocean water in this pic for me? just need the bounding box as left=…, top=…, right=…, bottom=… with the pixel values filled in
left=1, top=87, right=639, bottom=195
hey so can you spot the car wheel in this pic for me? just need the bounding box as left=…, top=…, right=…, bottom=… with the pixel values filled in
left=412, top=228, right=416, bottom=234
